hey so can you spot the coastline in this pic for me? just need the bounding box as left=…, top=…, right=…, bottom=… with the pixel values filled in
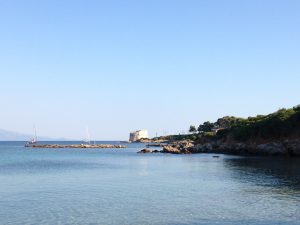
left=138, top=139, right=300, bottom=157
left=138, top=105, right=300, bottom=157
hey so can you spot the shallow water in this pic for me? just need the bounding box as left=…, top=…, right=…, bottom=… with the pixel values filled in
left=0, top=141, right=299, bottom=225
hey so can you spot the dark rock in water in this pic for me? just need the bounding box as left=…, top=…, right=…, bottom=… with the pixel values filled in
left=152, top=150, right=160, bottom=153
left=137, top=149, right=152, bottom=153
left=285, top=140, right=300, bottom=156
left=212, top=155, right=220, bottom=158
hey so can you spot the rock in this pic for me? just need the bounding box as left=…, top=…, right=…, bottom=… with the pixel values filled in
left=162, top=145, right=182, bottom=154
left=203, top=143, right=213, bottom=151
left=180, top=148, right=191, bottom=154
left=256, top=143, right=286, bottom=155
left=152, top=150, right=160, bottom=153
left=157, top=138, right=300, bottom=157
left=190, top=143, right=215, bottom=153
left=137, top=148, right=152, bottom=153
left=285, top=140, right=300, bottom=156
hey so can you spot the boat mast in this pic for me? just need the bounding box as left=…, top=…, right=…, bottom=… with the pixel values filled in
left=32, top=125, right=37, bottom=141
left=85, top=127, right=90, bottom=144
left=34, top=125, right=37, bottom=141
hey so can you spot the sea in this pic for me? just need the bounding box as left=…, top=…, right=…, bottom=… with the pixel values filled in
left=0, top=141, right=299, bottom=225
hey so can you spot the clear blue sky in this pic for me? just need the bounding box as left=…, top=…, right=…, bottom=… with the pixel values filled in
left=0, top=0, right=299, bottom=140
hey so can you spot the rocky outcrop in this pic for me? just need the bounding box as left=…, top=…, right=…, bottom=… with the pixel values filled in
left=158, top=139, right=300, bottom=156
left=284, top=140, right=300, bottom=156
left=256, top=143, right=286, bottom=155
left=137, top=148, right=161, bottom=153
left=152, top=150, right=160, bottom=153
left=162, top=141, right=194, bottom=154
left=192, top=140, right=300, bottom=156
left=162, top=145, right=182, bottom=154
left=137, top=148, right=152, bottom=153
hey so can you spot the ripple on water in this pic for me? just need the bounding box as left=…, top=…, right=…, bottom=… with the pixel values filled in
left=0, top=143, right=300, bottom=225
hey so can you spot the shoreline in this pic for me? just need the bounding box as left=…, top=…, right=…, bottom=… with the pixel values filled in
left=138, top=139, right=300, bottom=157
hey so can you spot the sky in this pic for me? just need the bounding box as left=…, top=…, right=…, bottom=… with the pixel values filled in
left=0, top=0, right=299, bottom=140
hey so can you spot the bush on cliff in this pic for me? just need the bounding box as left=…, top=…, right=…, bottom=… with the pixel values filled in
left=218, top=105, right=300, bottom=142
left=154, top=105, right=300, bottom=144
left=195, top=105, right=300, bottom=142
left=230, top=106, right=299, bottom=141
left=153, top=134, right=198, bottom=142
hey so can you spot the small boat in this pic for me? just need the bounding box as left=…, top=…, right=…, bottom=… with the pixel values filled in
left=27, top=138, right=37, bottom=145
left=25, top=126, right=37, bottom=146
left=82, top=127, right=91, bottom=144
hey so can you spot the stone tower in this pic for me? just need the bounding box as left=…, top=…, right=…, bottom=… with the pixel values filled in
left=129, top=130, right=149, bottom=142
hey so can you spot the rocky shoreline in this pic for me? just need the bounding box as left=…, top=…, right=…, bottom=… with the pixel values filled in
left=188, top=140, right=300, bottom=156
left=138, top=140, right=300, bottom=156
left=25, top=144, right=126, bottom=149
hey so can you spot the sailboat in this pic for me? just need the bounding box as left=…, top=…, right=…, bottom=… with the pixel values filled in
left=82, top=127, right=91, bottom=144
left=27, top=126, right=37, bottom=145
left=82, top=127, right=97, bottom=145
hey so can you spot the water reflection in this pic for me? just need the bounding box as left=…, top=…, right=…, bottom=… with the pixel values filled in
left=137, top=158, right=149, bottom=176
left=223, top=156, right=300, bottom=192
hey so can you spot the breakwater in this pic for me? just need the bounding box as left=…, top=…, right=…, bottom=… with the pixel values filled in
left=25, top=144, right=126, bottom=148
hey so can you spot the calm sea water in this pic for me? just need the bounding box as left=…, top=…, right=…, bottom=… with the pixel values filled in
left=0, top=141, right=299, bottom=225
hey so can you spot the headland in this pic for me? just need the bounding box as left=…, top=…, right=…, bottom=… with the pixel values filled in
left=138, top=105, right=300, bottom=157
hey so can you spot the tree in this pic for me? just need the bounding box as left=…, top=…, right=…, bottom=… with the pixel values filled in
left=189, top=125, right=197, bottom=133
left=215, top=116, right=243, bottom=129
left=198, top=121, right=214, bottom=133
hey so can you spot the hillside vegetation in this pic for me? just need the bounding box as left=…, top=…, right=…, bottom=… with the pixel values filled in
left=215, top=105, right=300, bottom=142
left=154, top=105, right=300, bottom=143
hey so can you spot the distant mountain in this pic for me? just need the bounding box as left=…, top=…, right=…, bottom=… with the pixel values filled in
left=0, top=129, right=60, bottom=141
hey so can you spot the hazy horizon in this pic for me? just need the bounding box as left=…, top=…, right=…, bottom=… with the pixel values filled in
left=0, top=0, right=299, bottom=140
